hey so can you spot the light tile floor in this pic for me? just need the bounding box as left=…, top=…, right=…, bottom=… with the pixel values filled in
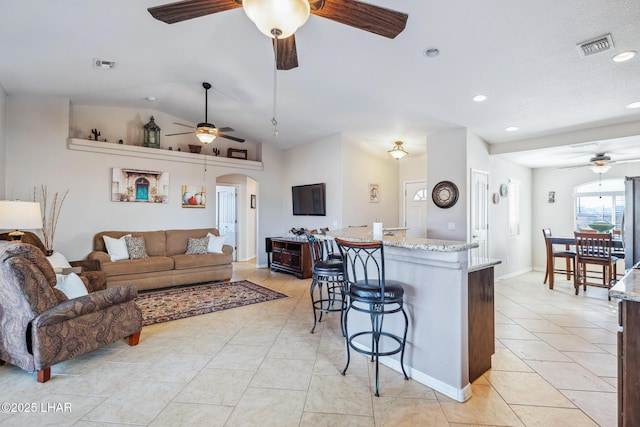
left=0, top=263, right=620, bottom=426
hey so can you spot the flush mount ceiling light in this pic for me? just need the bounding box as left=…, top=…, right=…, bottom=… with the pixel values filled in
left=505, top=126, right=519, bottom=132
left=626, top=101, right=640, bottom=109
left=243, top=0, right=310, bottom=39
left=613, top=50, right=637, bottom=62
left=388, top=141, right=408, bottom=159
left=423, top=48, right=440, bottom=58
left=472, top=95, right=487, bottom=102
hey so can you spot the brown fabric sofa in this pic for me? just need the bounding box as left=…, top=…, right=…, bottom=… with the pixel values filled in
left=0, top=241, right=142, bottom=382
left=87, top=228, right=233, bottom=291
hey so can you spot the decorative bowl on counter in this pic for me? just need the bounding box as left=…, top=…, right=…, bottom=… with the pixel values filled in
left=589, top=221, right=615, bottom=232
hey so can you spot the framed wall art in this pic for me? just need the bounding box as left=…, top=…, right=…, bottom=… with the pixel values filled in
left=251, top=194, right=256, bottom=209
left=111, top=168, right=169, bottom=203
left=182, top=185, right=206, bottom=208
left=369, top=183, right=380, bottom=203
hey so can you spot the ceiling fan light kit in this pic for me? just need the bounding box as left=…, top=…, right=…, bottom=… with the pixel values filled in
left=243, top=0, right=310, bottom=39
left=195, top=126, right=217, bottom=143
left=388, top=141, right=408, bottom=159
left=590, top=163, right=611, bottom=174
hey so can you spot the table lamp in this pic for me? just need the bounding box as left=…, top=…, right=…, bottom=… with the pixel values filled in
left=0, top=200, right=43, bottom=242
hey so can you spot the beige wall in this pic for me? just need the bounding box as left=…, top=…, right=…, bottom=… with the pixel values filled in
left=531, top=163, right=639, bottom=272
left=3, top=96, right=286, bottom=263
left=341, top=136, right=400, bottom=229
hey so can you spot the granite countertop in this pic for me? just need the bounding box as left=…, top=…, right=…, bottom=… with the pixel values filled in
left=319, top=227, right=478, bottom=253
left=469, top=258, right=502, bottom=272
left=610, top=265, right=640, bottom=302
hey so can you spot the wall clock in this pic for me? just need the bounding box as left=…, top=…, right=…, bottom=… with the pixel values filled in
left=432, top=181, right=459, bottom=209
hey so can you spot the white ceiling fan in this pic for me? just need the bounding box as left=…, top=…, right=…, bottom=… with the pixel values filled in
left=560, top=152, right=640, bottom=173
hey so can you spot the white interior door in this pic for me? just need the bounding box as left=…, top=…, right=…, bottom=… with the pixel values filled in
left=470, top=169, right=489, bottom=264
left=404, top=180, right=428, bottom=238
left=216, top=185, right=237, bottom=261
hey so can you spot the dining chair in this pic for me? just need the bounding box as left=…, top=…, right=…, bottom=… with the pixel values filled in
left=542, top=229, right=577, bottom=289
left=574, top=231, right=618, bottom=300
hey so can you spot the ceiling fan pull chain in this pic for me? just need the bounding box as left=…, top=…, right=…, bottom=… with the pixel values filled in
left=271, top=29, right=280, bottom=137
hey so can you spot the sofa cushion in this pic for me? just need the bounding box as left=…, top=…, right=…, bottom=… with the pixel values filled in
left=95, top=231, right=166, bottom=257
left=172, top=253, right=233, bottom=270
left=125, top=236, right=149, bottom=260
left=101, top=256, right=174, bottom=277
left=165, top=228, right=220, bottom=256
left=185, top=237, right=209, bottom=255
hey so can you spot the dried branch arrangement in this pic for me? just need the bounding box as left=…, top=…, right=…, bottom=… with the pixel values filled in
left=34, top=186, right=69, bottom=253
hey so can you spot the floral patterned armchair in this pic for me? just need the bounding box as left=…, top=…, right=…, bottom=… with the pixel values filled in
left=0, top=241, right=142, bottom=382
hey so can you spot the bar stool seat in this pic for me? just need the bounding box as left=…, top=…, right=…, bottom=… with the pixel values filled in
left=350, top=281, right=404, bottom=300
left=336, top=238, right=409, bottom=397
left=307, top=234, right=346, bottom=334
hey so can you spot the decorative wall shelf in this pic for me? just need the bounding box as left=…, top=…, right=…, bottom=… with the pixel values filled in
left=67, top=138, right=263, bottom=171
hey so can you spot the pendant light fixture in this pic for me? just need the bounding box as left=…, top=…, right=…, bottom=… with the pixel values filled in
left=388, top=141, right=408, bottom=159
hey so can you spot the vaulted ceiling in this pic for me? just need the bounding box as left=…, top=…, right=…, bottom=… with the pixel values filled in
left=1, top=0, right=639, bottom=167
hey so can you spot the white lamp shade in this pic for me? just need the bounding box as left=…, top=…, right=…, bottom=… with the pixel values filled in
left=243, top=0, right=310, bottom=39
left=195, top=126, right=217, bottom=144
left=0, top=201, right=43, bottom=230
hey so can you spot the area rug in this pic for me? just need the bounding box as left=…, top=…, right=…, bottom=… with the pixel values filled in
left=136, top=281, right=287, bottom=326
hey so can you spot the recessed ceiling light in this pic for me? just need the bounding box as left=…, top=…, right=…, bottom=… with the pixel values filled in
left=423, top=48, right=440, bottom=58
left=613, top=50, right=637, bottom=62
left=146, top=96, right=157, bottom=102
left=627, top=101, right=640, bottom=109
left=472, top=95, right=487, bottom=102
left=505, top=126, right=519, bottom=132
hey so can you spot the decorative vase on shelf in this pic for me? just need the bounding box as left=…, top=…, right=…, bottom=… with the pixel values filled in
left=183, top=192, right=192, bottom=204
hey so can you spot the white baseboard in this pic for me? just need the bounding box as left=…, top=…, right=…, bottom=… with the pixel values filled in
left=496, top=267, right=533, bottom=281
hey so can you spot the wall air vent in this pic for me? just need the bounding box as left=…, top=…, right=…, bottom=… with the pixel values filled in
left=93, top=58, right=116, bottom=69
left=577, top=34, right=614, bottom=57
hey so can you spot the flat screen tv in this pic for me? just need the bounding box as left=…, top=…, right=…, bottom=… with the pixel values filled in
left=292, top=183, right=326, bottom=216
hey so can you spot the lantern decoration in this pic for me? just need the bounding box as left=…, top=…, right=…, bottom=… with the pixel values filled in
left=143, top=116, right=161, bottom=148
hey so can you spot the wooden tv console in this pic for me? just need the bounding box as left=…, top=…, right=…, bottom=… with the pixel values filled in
left=270, top=237, right=312, bottom=279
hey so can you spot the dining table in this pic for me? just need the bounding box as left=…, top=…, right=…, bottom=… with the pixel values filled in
left=546, top=235, right=624, bottom=289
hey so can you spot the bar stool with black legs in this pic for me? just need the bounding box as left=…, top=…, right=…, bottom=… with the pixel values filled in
left=306, top=234, right=346, bottom=335
left=335, top=238, right=409, bottom=397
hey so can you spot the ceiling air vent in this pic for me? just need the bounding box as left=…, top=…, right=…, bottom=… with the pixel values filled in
left=93, top=58, right=116, bottom=69
left=577, top=34, right=614, bottom=57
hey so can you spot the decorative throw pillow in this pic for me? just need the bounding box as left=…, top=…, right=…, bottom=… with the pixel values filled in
left=125, top=235, right=149, bottom=260
left=46, top=251, right=72, bottom=273
left=185, top=237, right=209, bottom=254
left=55, top=273, right=89, bottom=299
left=207, top=233, right=226, bottom=254
left=103, top=234, right=131, bottom=261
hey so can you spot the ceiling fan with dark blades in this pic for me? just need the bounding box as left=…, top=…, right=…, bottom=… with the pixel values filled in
left=165, top=82, right=245, bottom=143
left=148, top=0, right=408, bottom=70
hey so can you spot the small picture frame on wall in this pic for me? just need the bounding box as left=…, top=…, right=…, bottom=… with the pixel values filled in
left=369, top=183, right=380, bottom=203
left=228, top=148, right=248, bottom=160
left=548, top=191, right=556, bottom=203
left=251, top=194, right=256, bottom=209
